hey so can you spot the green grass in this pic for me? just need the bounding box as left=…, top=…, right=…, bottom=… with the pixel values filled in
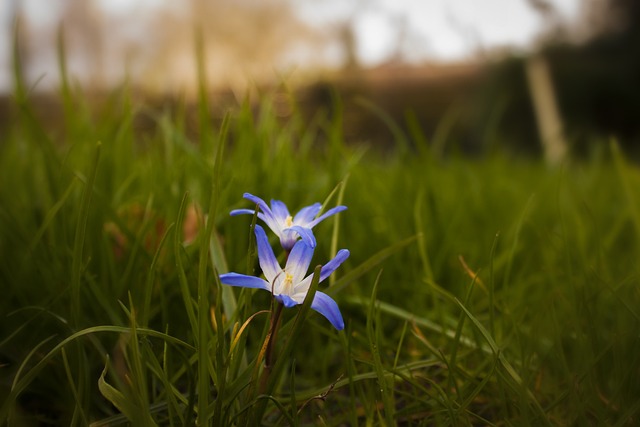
left=1, top=71, right=640, bottom=426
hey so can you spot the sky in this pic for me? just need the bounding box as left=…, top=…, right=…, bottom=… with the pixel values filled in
left=296, top=0, right=582, bottom=65
left=0, top=0, right=583, bottom=92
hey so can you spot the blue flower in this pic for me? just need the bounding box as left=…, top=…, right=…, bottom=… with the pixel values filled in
left=230, top=193, right=347, bottom=251
left=219, top=225, right=349, bottom=330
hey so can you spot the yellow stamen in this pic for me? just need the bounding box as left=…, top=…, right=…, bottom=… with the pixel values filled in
left=285, top=215, right=293, bottom=228
left=282, top=273, right=294, bottom=294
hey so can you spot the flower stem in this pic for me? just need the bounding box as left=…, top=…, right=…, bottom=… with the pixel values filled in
left=262, top=302, right=284, bottom=383
left=263, top=250, right=289, bottom=373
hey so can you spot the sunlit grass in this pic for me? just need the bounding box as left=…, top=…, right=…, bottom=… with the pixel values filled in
left=1, top=64, right=640, bottom=425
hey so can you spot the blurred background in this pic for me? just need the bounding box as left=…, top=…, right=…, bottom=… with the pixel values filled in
left=1, top=0, right=639, bottom=157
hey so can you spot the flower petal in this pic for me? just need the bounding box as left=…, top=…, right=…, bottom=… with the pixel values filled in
left=319, top=249, right=350, bottom=282
left=285, top=225, right=316, bottom=249
left=279, top=229, right=298, bottom=252
left=254, top=225, right=281, bottom=283
left=229, top=209, right=267, bottom=224
left=270, top=199, right=290, bottom=222
left=307, top=205, right=347, bottom=228
left=242, top=193, right=270, bottom=212
left=275, top=293, right=299, bottom=308
left=292, top=249, right=350, bottom=297
left=285, top=240, right=314, bottom=283
left=293, top=203, right=322, bottom=225
left=311, top=291, right=344, bottom=330
left=219, top=273, right=270, bottom=291
left=289, top=225, right=316, bottom=248
left=243, top=193, right=280, bottom=232
left=229, top=208, right=253, bottom=216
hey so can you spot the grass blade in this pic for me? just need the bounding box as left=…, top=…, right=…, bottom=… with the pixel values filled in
left=142, top=222, right=175, bottom=327
left=98, top=357, right=157, bottom=426
left=174, top=193, right=197, bottom=333
left=1, top=326, right=192, bottom=422
left=367, top=270, right=395, bottom=426
left=329, top=176, right=349, bottom=287
left=71, top=142, right=101, bottom=327
left=455, top=298, right=550, bottom=425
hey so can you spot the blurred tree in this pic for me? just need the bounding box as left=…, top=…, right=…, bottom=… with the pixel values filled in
left=467, top=0, right=640, bottom=158
left=525, top=0, right=567, bottom=40
left=6, top=0, right=107, bottom=90
left=7, top=0, right=323, bottom=94
left=58, top=0, right=105, bottom=88
left=543, top=0, right=640, bottom=154
left=136, top=0, right=321, bottom=93
left=337, top=20, right=359, bottom=71
left=577, top=0, right=640, bottom=42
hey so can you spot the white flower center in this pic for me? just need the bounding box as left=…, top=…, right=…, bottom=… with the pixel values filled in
left=282, top=272, right=294, bottom=295
left=284, top=215, right=293, bottom=228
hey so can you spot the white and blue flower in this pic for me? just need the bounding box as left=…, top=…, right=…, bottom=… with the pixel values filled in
left=230, top=193, right=347, bottom=251
left=219, top=225, right=349, bottom=330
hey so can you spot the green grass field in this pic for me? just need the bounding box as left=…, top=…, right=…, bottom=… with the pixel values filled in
left=1, top=74, right=640, bottom=426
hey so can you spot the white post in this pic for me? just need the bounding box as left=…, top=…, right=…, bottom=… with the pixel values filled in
left=525, top=54, right=568, bottom=164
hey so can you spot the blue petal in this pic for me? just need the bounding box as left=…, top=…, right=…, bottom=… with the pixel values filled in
left=293, top=203, right=322, bottom=225
left=270, top=199, right=290, bottom=222
left=279, top=229, right=298, bottom=252
left=242, top=193, right=270, bottom=213
left=254, top=225, right=281, bottom=283
left=285, top=239, right=314, bottom=283
left=229, top=209, right=267, bottom=224
left=307, top=205, right=347, bottom=228
left=319, top=249, right=350, bottom=282
left=311, top=292, right=344, bottom=330
left=243, top=193, right=280, bottom=232
left=219, top=273, right=270, bottom=291
left=285, top=225, right=316, bottom=249
left=275, top=294, right=299, bottom=308
left=230, top=208, right=254, bottom=216
left=292, top=248, right=350, bottom=297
